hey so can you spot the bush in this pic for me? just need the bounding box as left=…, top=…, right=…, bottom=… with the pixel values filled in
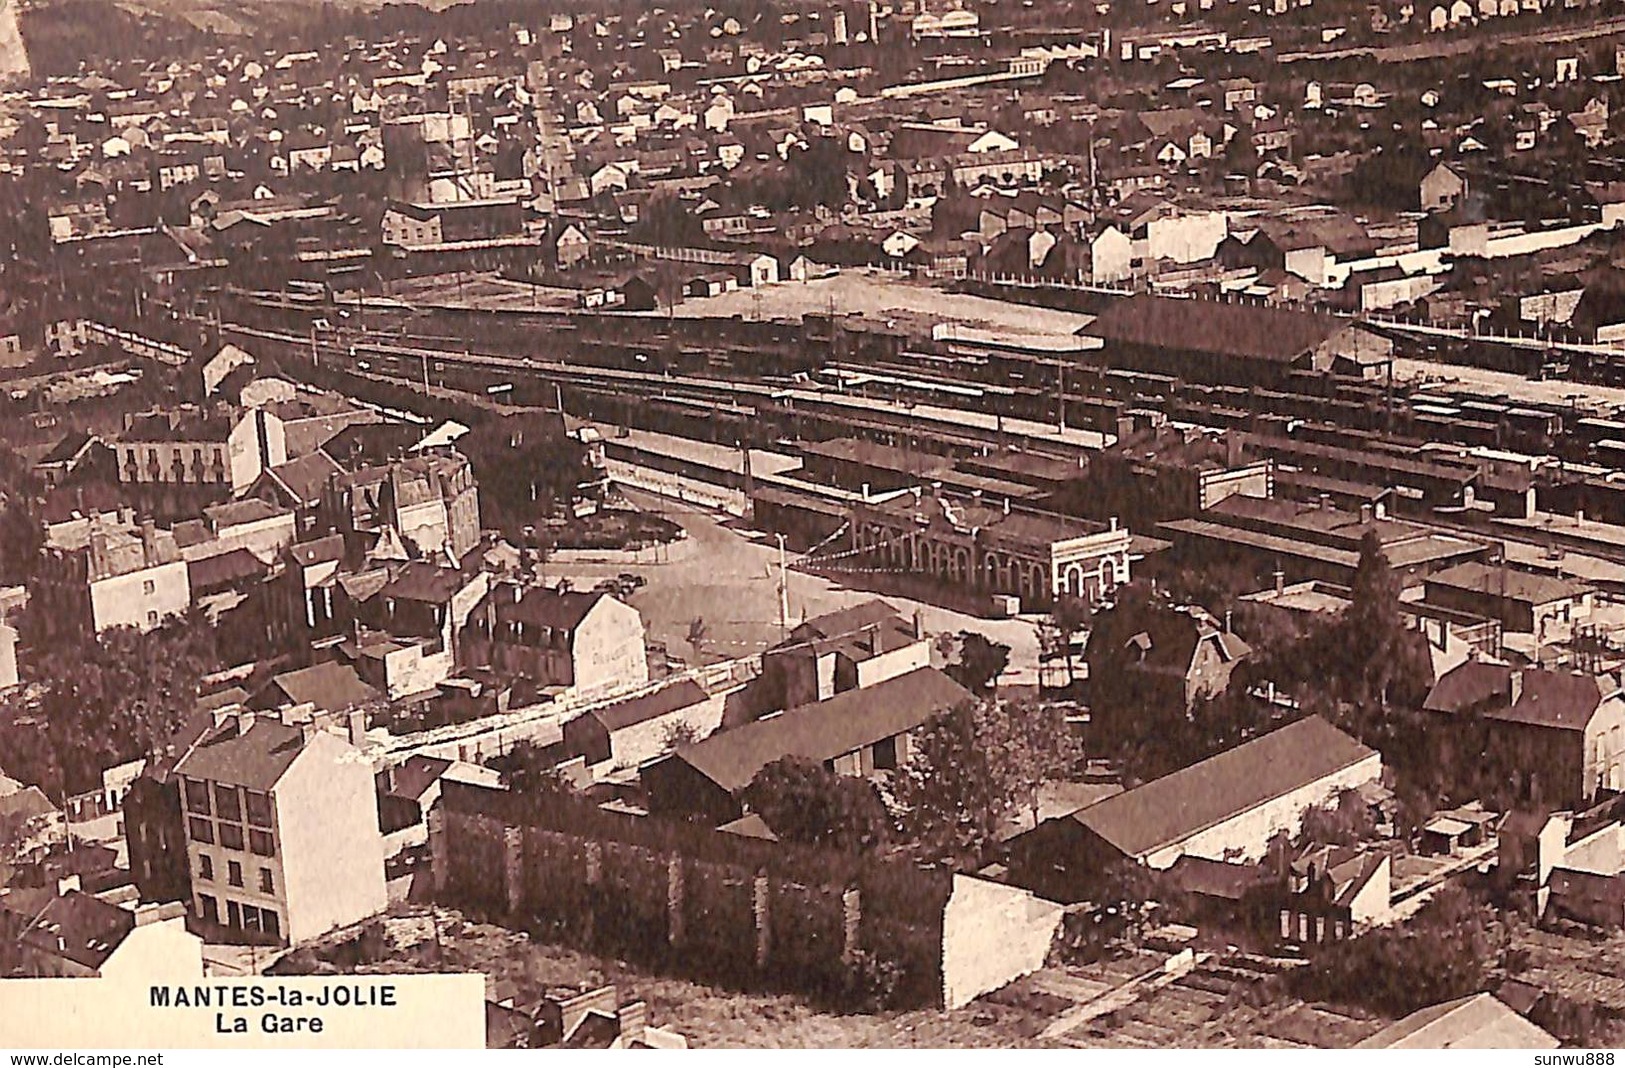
left=838, top=949, right=904, bottom=1013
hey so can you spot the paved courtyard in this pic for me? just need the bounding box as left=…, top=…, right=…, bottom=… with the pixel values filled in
left=548, top=488, right=1045, bottom=685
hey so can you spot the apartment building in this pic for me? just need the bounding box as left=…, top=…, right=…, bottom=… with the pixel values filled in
left=172, top=706, right=387, bottom=946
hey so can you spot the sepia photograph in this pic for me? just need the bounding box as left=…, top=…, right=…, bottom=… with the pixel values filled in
left=0, top=0, right=1622, bottom=1052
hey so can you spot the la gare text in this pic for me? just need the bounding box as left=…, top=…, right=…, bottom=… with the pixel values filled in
left=149, top=983, right=399, bottom=1035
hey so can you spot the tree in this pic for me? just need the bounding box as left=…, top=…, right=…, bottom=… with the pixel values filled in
left=490, top=741, right=574, bottom=798
left=1287, top=885, right=1506, bottom=1017
left=947, top=631, right=1010, bottom=695
left=740, top=757, right=891, bottom=852
left=1050, top=594, right=1093, bottom=688
left=0, top=609, right=221, bottom=796
left=897, top=698, right=1084, bottom=866
left=895, top=701, right=1004, bottom=867
left=983, top=699, right=1086, bottom=826
left=660, top=720, right=700, bottom=750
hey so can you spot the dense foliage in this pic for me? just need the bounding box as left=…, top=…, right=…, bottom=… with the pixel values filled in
left=896, top=698, right=1084, bottom=866
left=740, top=756, right=891, bottom=853
left=0, top=609, right=220, bottom=796
left=1287, top=885, right=1506, bottom=1017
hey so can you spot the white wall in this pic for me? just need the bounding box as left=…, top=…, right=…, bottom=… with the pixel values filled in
left=1145, top=752, right=1383, bottom=869
left=941, top=874, right=1065, bottom=1010
left=100, top=916, right=204, bottom=982
left=90, top=560, right=190, bottom=633
left=276, top=731, right=388, bottom=944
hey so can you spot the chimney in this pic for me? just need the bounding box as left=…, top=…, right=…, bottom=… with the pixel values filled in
left=913, top=607, right=925, bottom=641
left=1319, top=493, right=1332, bottom=511
left=1509, top=670, right=1524, bottom=706
left=57, top=874, right=81, bottom=896
left=235, top=707, right=257, bottom=735
left=139, top=516, right=158, bottom=568
left=1225, top=432, right=1242, bottom=468
left=616, top=1000, right=648, bottom=1040
left=87, top=529, right=109, bottom=580
left=1109, top=516, right=1118, bottom=531
left=861, top=482, right=870, bottom=502
left=911, top=486, right=922, bottom=501
left=1273, top=568, right=1285, bottom=595
left=1359, top=503, right=1373, bottom=525
left=347, top=707, right=368, bottom=749
left=1003, top=497, right=1011, bottom=515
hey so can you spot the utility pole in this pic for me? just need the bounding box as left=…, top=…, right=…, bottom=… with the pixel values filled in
left=1057, top=359, right=1067, bottom=433
left=776, top=532, right=789, bottom=639
left=422, top=350, right=431, bottom=392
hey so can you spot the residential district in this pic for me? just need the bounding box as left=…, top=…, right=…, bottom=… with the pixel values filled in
left=17, top=0, right=1625, bottom=1051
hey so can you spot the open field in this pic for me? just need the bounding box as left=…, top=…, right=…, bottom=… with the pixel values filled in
left=666, top=269, right=1097, bottom=336
left=340, top=909, right=1392, bottom=1048
left=1396, top=357, right=1625, bottom=414
left=389, top=268, right=1097, bottom=337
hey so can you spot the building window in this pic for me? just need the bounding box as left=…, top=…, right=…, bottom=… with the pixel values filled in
left=198, top=894, right=219, bottom=924
left=147, top=611, right=159, bottom=627
left=228, top=860, right=243, bottom=888
left=872, top=735, right=899, bottom=771
left=188, top=816, right=214, bottom=844
left=220, top=823, right=244, bottom=851
left=259, top=867, right=274, bottom=894
left=249, top=829, right=275, bottom=856
left=198, top=853, right=214, bottom=881
left=214, top=783, right=242, bottom=822
left=245, top=790, right=273, bottom=828
left=183, top=778, right=211, bottom=814
left=143, top=579, right=155, bottom=596
left=227, top=900, right=241, bottom=928
left=263, top=909, right=280, bottom=939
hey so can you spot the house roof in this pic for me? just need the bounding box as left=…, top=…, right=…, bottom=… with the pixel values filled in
left=37, top=431, right=96, bottom=467
left=20, top=890, right=136, bottom=971
left=1426, top=561, right=1593, bottom=605
left=188, top=548, right=267, bottom=590
left=588, top=679, right=709, bottom=733
left=488, top=586, right=608, bottom=632
left=1066, top=716, right=1377, bottom=860
left=384, top=754, right=453, bottom=801
left=381, top=560, right=471, bottom=604
left=1087, top=295, right=1351, bottom=364
left=1167, top=855, right=1270, bottom=900
left=671, top=667, right=972, bottom=794
left=174, top=715, right=307, bottom=791
left=264, top=451, right=344, bottom=505
left=263, top=661, right=379, bottom=713
left=1424, top=663, right=1611, bottom=731
left=1355, top=994, right=1558, bottom=1049
left=204, top=498, right=288, bottom=528
left=286, top=533, right=346, bottom=568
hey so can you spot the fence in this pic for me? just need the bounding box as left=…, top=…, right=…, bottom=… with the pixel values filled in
left=430, top=783, right=952, bottom=1008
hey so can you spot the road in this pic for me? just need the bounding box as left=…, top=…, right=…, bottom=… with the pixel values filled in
left=549, top=488, right=1045, bottom=685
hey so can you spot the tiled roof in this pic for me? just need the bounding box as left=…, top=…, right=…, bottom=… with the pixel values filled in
left=1068, top=716, right=1377, bottom=860
left=1355, top=994, right=1558, bottom=1049
left=672, top=667, right=971, bottom=793
left=174, top=717, right=307, bottom=791
left=588, top=679, right=708, bottom=733
left=1088, top=295, right=1350, bottom=364
left=20, top=891, right=136, bottom=971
